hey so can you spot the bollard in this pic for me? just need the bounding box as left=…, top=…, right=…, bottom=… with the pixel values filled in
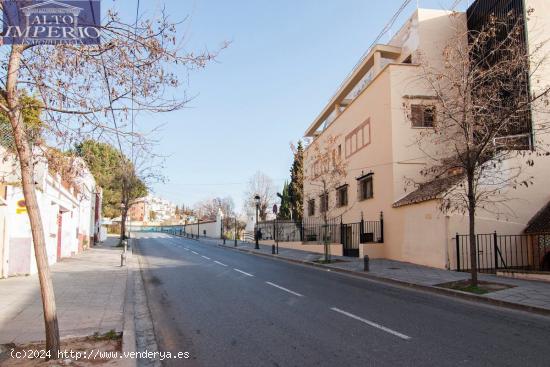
left=120, top=251, right=127, bottom=267
left=363, top=255, right=370, bottom=272
left=272, top=245, right=276, bottom=254
left=223, top=237, right=226, bottom=245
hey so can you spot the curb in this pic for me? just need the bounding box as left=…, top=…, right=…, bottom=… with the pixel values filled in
left=216, top=243, right=550, bottom=317
left=132, top=240, right=163, bottom=367
left=121, top=241, right=137, bottom=367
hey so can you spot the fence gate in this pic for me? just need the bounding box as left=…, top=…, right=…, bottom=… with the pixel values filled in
left=341, top=223, right=360, bottom=257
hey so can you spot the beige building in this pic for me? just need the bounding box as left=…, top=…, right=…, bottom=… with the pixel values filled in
left=302, top=2, right=550, bottom=271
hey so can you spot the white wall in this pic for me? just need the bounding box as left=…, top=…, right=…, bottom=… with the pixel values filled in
left=2, top=159, right=99, bottom=276
left=183, top=220, right=221, bottom=238
left=0, top=204, right=7, bottom=278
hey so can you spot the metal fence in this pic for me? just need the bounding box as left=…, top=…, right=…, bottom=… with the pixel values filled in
left=256, top=213, right=384, bottom=258
left=0, top=123, right=14, bottom=149
left=256, top=220, right=303, bottom=242
left=456, top=232, right=550, bottom=273
left=302, top=217, right=342, bottom=244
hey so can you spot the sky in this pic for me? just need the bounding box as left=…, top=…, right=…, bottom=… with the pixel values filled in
left=126, top=0, right=470, bottom=212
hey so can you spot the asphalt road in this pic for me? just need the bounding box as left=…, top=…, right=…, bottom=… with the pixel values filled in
left=134, top=232, right=550, bottom=367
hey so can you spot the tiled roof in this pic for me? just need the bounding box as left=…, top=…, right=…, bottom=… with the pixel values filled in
left=393, top=175, right=464, bottom=208
left=525, top=201, right=550, bottom=234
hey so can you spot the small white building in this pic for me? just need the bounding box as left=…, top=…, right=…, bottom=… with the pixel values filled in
left=0, top=146, right=101, bottom=277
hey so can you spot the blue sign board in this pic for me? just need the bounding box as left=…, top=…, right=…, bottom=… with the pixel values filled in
left=2, top=0, right=101, bottom=45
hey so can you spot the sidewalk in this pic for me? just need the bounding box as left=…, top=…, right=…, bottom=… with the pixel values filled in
left=192, top=236, right=550, bottom=315
left=0, top=236, right=127, bottom=344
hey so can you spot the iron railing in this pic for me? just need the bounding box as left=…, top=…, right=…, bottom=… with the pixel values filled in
left=256, top=220, right=303, bottom=242
left=456, top=232, right=550, bottom=273
left=256, top=213, right=384, bottom=258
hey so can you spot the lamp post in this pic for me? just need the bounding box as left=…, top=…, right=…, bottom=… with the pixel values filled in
left=254, top=195, right=260, bottom=249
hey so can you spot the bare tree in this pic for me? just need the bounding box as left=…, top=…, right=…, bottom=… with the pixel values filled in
left=244, top=171, right=276, bottom=221
left=0, top=4, right=223, bottom=356
left=407, top=10, right=550, bottom=286
left=304, top=134, right=347, bottom=261
left=194, top=196, right=235, bottom=220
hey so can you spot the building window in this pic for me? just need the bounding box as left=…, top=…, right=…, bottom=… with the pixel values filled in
left=336, top=185, right=348, bottom=207
left=467, top=0, right=532, bottom=150
left=345, top=119, right=371, bottom=158
left=358, top=174, right=374, bottom=201
left=319, top=193, right=329, bottom=213
left=308, top=199, right=315, bottom=217
left=411, top=105, right=435, bottom=128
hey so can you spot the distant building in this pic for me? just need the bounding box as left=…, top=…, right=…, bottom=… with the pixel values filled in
left=128, top=198, right=147, bottom=222
left=128, top=195, right=176, bottom=225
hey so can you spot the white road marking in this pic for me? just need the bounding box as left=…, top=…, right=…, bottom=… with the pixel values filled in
left=233, top=268, right=254, bottom=277
left=330, top=307, right=411, bottom=341
left=184, top=248, right=189, bottom=251
left=214, top=261, right=228, bottom=267
left=191, top=251, right=199, bottom=255
left=201, top=256, right=211, bottom=260
left=265, top=282, right=304, bottom=297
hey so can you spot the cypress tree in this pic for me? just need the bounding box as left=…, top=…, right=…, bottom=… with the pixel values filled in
left=289, top=141, right=304, bottom=222
left=278, top=181, right=292, bottom=219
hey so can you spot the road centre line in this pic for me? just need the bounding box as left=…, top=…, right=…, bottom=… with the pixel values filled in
left=201, top=256, right=211, bottom=260
left=214, top=261, right=228, bottom=267
left=233, top=268, right=254, bottom=277
left=191, top=251, right=199, bottom=255
left=330, top=307, right=411, bottom=341
left=265, top=282, right=304, bottom=297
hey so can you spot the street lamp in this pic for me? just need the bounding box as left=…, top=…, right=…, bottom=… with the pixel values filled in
left=254, top=194, right=261, bottom=249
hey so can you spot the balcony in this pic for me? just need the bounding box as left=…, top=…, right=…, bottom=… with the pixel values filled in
left=305, top=44, right=402, bottom=138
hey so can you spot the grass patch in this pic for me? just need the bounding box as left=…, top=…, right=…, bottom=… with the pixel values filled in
left=315, top=259, right=334, bottom=264
left=91, top=330, right=121, bottom=341
left=437, top=280, right=514, bottom=295
left=455, top=284, right=489, bottom=294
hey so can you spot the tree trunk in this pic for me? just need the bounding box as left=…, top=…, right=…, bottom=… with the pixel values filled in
left=6, top=45, right=60, bottom=357
left=120, top=208, right=127, bottom=242
left=323, top=209, right=330, bottom=262
left=467, top=174, right=478, bottom=287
